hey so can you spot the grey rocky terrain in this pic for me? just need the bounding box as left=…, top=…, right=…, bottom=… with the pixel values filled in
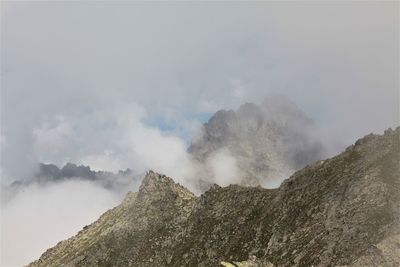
left=29, top=127, right=400, bottom=267
left=189, top=95, right=328, bottom=188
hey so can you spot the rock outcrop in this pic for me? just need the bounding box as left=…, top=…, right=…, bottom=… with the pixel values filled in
left=29, top=127, right=400, bottom=267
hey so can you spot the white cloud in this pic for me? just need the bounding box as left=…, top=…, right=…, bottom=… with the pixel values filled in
left=206, top=148, right=242, bottom=187
left=0, top=180, right=123, bottom=267
left=79, top=150, right=122, bottom=173
left=2, top=2, right=397, bottom=182
left=33, top=115, right=75, bottom=163
left=28, top=103, right=197, bottom=188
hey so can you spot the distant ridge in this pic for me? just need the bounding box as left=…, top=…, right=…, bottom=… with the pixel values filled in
left=3, top=163, right=141, bottom=203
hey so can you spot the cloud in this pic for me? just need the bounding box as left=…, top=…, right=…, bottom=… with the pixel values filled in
left=0, top=101, right=226, bottom=266
left=206, top=148, right=242, bottom=187
left=0, top=101, right=202, bottom=266
left=1, top=1, right=398, bottom=181
left=0, top=180, right=123, bottom=266
left=80, top=150, right=123, bottom=173
left=33, top=115, right=75, bottom=163
left=27, top=103, right=197, bottom=185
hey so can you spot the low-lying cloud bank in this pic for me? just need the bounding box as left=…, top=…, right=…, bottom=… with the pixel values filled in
left=4, top=102, right=252, bottom=192
left=0, top=103, right=227, bottom=266
left=1, top=97, right=331, bottom=265
left=1, top=180, right=123, bottom=266
left=0, top=93, right=386, bottom=265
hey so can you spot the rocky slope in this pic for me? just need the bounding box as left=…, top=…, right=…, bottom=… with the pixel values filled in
left=189, top=95, right=327, bottom=188
left=29, top=127, right=399, bottom=267
left=29, top=171, right=197, bottom=267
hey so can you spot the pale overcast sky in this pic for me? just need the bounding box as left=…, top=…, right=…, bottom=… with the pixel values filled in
left=1, top=1, right=399, bottom=181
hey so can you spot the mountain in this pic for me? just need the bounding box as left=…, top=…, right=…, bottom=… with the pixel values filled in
left=33, top=162, right=139, bottom=191
left=29, top=127, right=399, bottom=267
left=189, top=95, right=327, bottom=188
left=2, top=163, right=141, bottom=203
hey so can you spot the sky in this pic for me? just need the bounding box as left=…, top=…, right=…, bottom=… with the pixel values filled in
left=0, top=1, right=399, bottom=266
left=1, top=1, right=399, bottom=181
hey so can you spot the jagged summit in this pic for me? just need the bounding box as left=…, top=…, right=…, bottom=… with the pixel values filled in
left=139, top=170, right=183, bottom=192
left=137, top=170, right=195, bottom=202
left=261, top=94, right=311, bottom=123
left=29, top=127, right=400, bottom=267
left=189, top=96, right=326, bottom=188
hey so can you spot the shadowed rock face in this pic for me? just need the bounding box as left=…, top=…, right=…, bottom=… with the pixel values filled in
left=29, top=127, right=400, bottom=267
left=189, top=95, right=327, bottom=188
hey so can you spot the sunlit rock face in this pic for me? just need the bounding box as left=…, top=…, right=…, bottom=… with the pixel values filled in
left=30, top=128, right=400, bottom=267
left=189, top=95, right=326, bottom=188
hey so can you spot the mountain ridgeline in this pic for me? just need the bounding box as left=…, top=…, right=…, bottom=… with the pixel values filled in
left=189, top=95, right=327, bottom=188
left=33, top=163, right=138, bottom=191
left=3, top=163, right=141, bottom=204
left=29, top=127, right=400, bottom=267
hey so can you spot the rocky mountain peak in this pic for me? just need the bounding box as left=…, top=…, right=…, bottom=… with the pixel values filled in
left=261, top=95, right=308, bottom=122
left=138, top=170, right=195, bottom=200
left=189, top=96, right=326, bottom=188
left=237, top=102, right=262, bottom=117
left=139, top=170, right=175, bottom=191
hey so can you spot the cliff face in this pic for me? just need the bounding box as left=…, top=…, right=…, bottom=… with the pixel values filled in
left=29, top=127, right=400, bottom=267
left=189, top=96, right=327, bottom=188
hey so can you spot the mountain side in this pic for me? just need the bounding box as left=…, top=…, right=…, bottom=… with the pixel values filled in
left=189, top=95, right=327, bottom=188
left=29, top=171, right=197, bottom=267
left=264, top=127, right=399, bottom=266
left=29, top=127, right=400, bottom=267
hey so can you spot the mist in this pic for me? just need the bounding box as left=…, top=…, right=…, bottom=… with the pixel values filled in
left=1, top=1, right=398, bottom=266
left=2, top=1, right=398, bottom=181
left=1, top=180, right=122, bottom=266
left=0, top=105, right=235, bottom=265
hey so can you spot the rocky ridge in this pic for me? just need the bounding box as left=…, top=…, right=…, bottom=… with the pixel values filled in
left=29, top=127, right=400, bottom=267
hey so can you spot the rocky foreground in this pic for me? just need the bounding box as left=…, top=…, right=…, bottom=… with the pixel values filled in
left=29, top=128, right=399, bottom=267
